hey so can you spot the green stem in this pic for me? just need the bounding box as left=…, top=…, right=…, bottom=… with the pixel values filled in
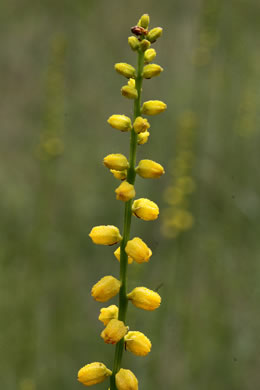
left=110, top=49, right=144, bottom=390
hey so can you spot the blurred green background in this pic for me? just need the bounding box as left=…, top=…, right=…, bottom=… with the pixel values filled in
left=1, top=0, right=260, bottom=389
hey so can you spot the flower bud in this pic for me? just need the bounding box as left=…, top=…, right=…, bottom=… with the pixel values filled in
left=115, top=368, right=138, bottom=390
left=124, top=331, right=152, bottom=356
left=101, top=319, right=128, bottom=344
left=115, top=181, right=136, bottom=202
left=121, top=85, right=138, bottom=99
left=91, top=276, right=121, bottom=302
left=144, top=48, right=157, bottom=63
left=132, top=198, right=159, bottom=221
left=110, top=169, right=127, bottom=180
left=125, top=237, right=152, bottom=263
left=128, top=36, right=140, bottom=51
left=107, top=115, right=132, bottom=132
left=127, top=287, right=161, bottom=311
left=143, top=64, right=163, bottom=79
left=89, top=225, right=122, bottom=245
left=139, top=39, right=151, bottom=51
left=128, top=78, right=135, bottom=87
left=141, top=100, right=167, bottom=115
left=115, top=63, right=136, bottom=78
left=136, top=159, right=165, bottom=179
left=114, top=247, right=133, bottom=264
left=98, top=305, right=118, bottom=326
left=147, top=27, right=163, bottom=43
left=77, top=362, right=112, bottom=386
left=137, top=131, right=150, bottom=145
left=104, top=154, right=129, bottom=171
left=138, top=14, right=150, bottom=29
left=133, top=117, right=150, bottom=134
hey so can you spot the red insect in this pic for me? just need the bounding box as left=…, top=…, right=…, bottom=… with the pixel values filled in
left=131, top=26, right=148, bottom=36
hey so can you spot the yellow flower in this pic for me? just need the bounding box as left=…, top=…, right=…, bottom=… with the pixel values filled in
left=121, top=85, right=138, bottom=99
left=128, top=36, right=140, bottom=51
left=77, top=362, right=112, bottom=386
left=115, top=181, right=136, bottom=202
left=115, top=368, right=138, bottom=390
left=124, top=331, right=152, bottom=356
left=132, top=198, right=159, bottom=221
left=136, top=159, right=165, bottom=179
left=91, top=276, right=121, bottom=302
left=89, top=225, right=122, bottom=245
left=104, top=154, right=129, bottom=171
left=101, top=319, right=128, bottom=344
left=110, top=169, right=127, bottom=180
left=114, top=247, right=133, bottom=264
left=115, top=63, right=136, bottom=78
left=138, top=13, right=150, bottom=29
left=143, top=64, right=163, bottom=79
left=128, top=78, right=135, bottom=88
left=133, top=117, right=150, bottom=134
left=147, top=27, right=163, bottom=43
left=125, top=237, right=152, bottom=263
left=127, top=287, right=161, bottom=311
left=144, top=48, right=156, bottom=63
left=137, top=131, right=150, bottom=144
left=98, top=305, right=118, bottom=326
left=141, top=100, right=167, bottom=115
left=107, top=115, right=132, bottom=132
left=139, top=39, right=151, bottom=51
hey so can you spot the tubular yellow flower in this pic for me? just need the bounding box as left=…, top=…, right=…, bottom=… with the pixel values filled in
left=107, top=115, right=132, bottom=132
left=89, top=225, right=122, bottom=246
left=141, top=100, right=167, bottom=115
left=77, top=362, right=112, bottom=386
left=104, top=154, right=129, bottom=171
left=115, top=181, right=136, bottom=202
left=101, top=319, right=128, bottom=344
left=127, top=287, right=161, bottom=311
left=137, top=130, right=150, bottom=144
left=115, top=63, right=136, bottom=79
left=138, top=13, right=150, bottom=29
left=132, top=198, right=159, bottom=221
left=91, top=276, right=121, bottom=302
left=128, top=78, right=135, bottom=88
left=115, top=368, right=138, bottom=390
left=144, top=48, right=156, bottom=63
left=114, top=247, right=133, bottom=264
left=110, top=169, right=127, bottom=180
left=136, top=159, right=165, bottom=179
left=121, top=85, right=138, bottom=99
left=147, top=27, right=163, bottom=43
left=124, top=331, right=152, bottom=356
left=143, top=64, right=163, bottom=79
left=128, top=36, right=140, bottom=51
left=133, top=116, right=150, bottom=134
left=125, top=237, right=152, bottom=264
left=98, top=305, right=119, bottom=326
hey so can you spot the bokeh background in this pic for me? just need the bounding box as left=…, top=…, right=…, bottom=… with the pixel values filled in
left=1, top=0, right=260, bottom=389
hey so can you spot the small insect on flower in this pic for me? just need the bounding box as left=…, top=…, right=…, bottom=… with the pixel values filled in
left=131, top=25, right=148, bottom=36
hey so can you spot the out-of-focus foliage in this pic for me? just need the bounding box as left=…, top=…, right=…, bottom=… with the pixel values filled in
left=0, top=1, right=260, bottom=389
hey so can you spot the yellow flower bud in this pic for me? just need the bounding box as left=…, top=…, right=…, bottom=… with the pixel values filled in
left=132, top=198, right=159, bottom=221
left=89, top=225, right=122, bottom=245
left=107, top=115, right=132, bottom=132
left=138, top=14, right=150, bottom=29
left=137, top=131, right=150, bottom=145
left=115, top=181, right=136, bottom=202
left=128, top=36, right=140, bottom=51
left=114, top=247, right=133, bottom=264
left=91, top=276, right=121, bottom=302
left=141, top=100, right=167, bottom=115
left=115, top=368, right=138, bottom=390
left=128, top=78, right=135, bottom=88
left=125, top=237, right=152, bottom=264
left=133, top=117, right=150, bottom=134
left=98, top=305, right=118, bottom=326
left=124, top=331, right=152, bottom=356
left=101, top=319, right=128, bottom=344
left=136, top=159, right=165, bottom=179
left=127, top=287, right=161, bottom=311
left=143, top=64, right=163, bottom=79
left=144, top=48, right=157, bottom=63
left=147, top=27, right=163, bottom=43
left=121, top=85, right=138, bottom=99
left=139, top=39, right=151, bottom=51
left=77, top=362, right=112, bottom=386
left=104, top=154, right=129, bottom=171
left=115, top=63, right=136, bottom=79
left=110, top=169, right=127, bottom=180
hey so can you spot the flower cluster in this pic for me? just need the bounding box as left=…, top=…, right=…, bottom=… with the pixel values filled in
left=78, top=14, right=166, bottom=390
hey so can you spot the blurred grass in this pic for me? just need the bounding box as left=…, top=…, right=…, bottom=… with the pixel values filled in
left=0, top=0, right=260, bottom=389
